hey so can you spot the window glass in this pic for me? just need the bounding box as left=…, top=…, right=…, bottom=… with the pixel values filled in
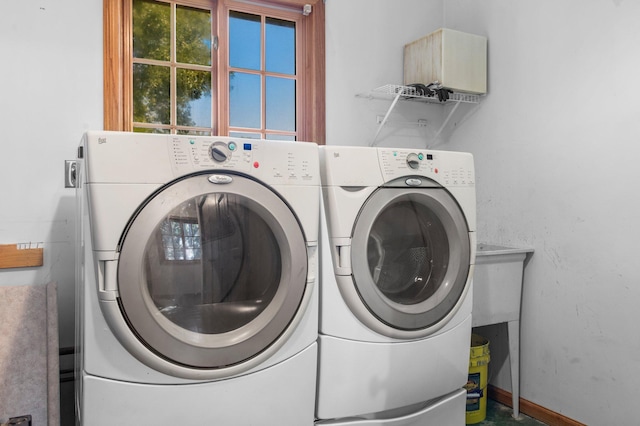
left=160, top=218, right=202, bottom=261
left=266, top=17, right=295, bottom=75
left=230, top=132, right=261, bottom=139
left=229, top=72, right=261, bottom=129
left=367, top=200, right=449, bottom=305
left=177, top=69, right=212, bottom=128
left=133, top=127, right=171, bottom=134
left=266, top=76, right=295, bottom=131
left=229, top=11, right=261, bottom=70
left=144, top=193, right=282, bottom=334
left=176, top=129, right=212, bottom=136
left=133, top=63, right=171, bottom=125
left=176, top=5, right=212, bottom=66
left=266, top=134, right=295, bottom=141
left=133, top=0, right=170, bottom=61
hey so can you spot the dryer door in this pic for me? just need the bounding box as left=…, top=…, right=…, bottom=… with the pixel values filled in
left=115, top=172, right=308, bottom=373
left=349, top=186, right=470, bottom=335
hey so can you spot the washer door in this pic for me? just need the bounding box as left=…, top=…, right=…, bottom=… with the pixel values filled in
left=116, top=173, right=307, bottom=370
left=349, top=186, right=470, bottom=336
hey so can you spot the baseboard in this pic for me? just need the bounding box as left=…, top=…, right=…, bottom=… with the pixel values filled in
left=488, top=385, right=586, bottom=426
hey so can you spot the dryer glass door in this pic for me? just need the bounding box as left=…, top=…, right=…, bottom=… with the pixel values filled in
left=350, top=187, right=470, bottom=332
left=116, top=173, right=308, bottom=370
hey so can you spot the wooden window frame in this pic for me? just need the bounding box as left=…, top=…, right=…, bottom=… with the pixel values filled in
left=103, top=0, right=325, bottom=144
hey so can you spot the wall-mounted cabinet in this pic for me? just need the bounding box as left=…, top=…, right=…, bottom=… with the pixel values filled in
left=404, top=28, right=488, bottom=95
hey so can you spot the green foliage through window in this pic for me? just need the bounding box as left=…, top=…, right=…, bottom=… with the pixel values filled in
left=133, top=0, right=213, bottom=134
left=130, top=0, right=301, bottom=139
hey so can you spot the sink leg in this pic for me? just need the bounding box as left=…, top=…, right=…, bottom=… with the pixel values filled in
left=507, top=320, right=521, bottom=419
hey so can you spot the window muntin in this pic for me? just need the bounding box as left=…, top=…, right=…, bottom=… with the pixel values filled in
left=131, top=1, right=298, bottom=138
left=227, top=10, right=298, bottom=139
left=132, top=0, right=214, bottom=135
left=104, top=0, right=325, bottom=144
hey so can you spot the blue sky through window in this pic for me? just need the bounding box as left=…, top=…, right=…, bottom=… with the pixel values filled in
left=228, top=11, right=296, bottom=136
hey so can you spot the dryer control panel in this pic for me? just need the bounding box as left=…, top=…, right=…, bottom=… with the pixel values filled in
left=378, top=148, right=475, bottom=187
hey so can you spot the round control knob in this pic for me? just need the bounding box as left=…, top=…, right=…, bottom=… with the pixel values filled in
left=210, top=142, right=230, bottom=163
left=406, top=153, right=420, bottom=169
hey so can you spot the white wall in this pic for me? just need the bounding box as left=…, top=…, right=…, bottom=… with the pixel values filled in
left=325, top=0, right=446, bottom=148
left=442, top=1, right=640, bottom=425
left=3, top=0, right=638, bottom=424
left=0, top=0, right=102, bottom=353
left=327, top=1, right=640, bottom=424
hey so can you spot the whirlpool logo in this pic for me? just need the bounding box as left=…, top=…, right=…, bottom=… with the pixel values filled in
left=208, top=175, right=233, bottom=184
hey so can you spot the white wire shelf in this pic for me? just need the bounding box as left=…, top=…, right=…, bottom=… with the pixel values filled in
left=358, top=84, right=482, bottom=104
left=359, top=84, right=483, bottom=146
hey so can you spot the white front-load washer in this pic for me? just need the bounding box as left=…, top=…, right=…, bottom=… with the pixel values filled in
left=75, top=131, right=320, bottom=425
left=316, top=146, right=476, bottom=425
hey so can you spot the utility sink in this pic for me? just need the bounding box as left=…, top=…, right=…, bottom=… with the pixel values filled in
left=472, top=243, right=534, bottom=420
left=473, top=243, right=534, bottom=328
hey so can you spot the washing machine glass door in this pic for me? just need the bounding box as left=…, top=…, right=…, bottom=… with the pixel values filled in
left=350, top=187, right=470, bottom=334
left=116, top=173, right=307, bottom=371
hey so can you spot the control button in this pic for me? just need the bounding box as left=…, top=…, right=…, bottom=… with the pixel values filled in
left=418, top=153, right=424, bottom=160
left=210, top=141, right=231, bottom=163
left=211, top=147, right=227, bottom=162
left=228, top=142, right=237, bottom=151
left=406, top=153, right=420, bottom=169
left=253, top=161, right=260, bottom=168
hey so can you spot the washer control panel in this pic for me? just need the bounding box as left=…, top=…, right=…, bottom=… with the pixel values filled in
left=170, top=137, right=250, bottom=172
left=378, top=148, right=474, bottom=187
left=168, top=135, right=319, bottom=184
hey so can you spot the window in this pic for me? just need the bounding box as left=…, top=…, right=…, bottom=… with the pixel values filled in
left=159, top=217, right=202, bottom=261
left=104, top=0, right=325, bottom=143
left=132, top=0, right=213, bottom=134
left=227, top=11, right=297, bottom=140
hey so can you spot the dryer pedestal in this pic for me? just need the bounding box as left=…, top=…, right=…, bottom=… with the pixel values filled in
left=79, top=344, right=317, bottom=425
left=316, top=315, right=471, bottom=420
left=315, top=388, right=466, bottom=426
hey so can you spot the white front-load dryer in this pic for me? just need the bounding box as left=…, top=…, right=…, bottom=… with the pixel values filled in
left=316, top=146, right=476, bottom=425
left=76, top=131, right=320, bottom=425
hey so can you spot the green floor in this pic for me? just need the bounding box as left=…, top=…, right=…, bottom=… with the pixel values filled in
left=473, top=399, right=547, bottom=426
